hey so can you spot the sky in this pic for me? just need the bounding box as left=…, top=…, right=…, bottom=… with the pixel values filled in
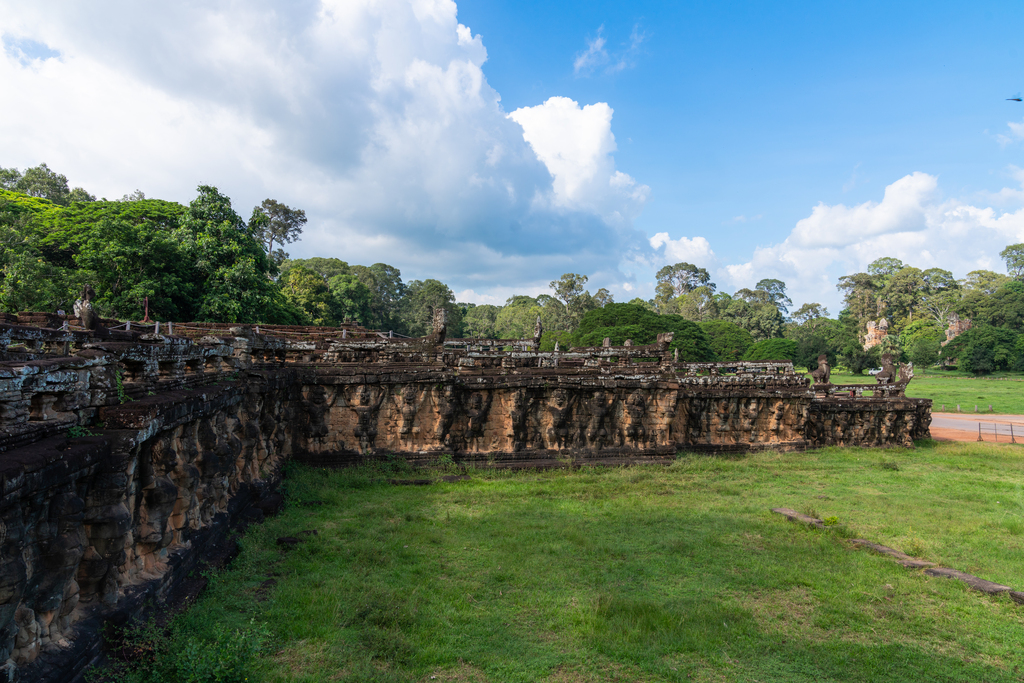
left=3, top=0, right=1024, bottom=313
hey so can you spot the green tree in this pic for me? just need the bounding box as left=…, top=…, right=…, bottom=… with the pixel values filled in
left=833, top=309, right=879, bottom=374
left=626, top=297, right=655, bottom=311
left=960, top=269, right=1009, bottom=295
left=790, top=303, right=829, bottom=326
left=572, top=303, right=715, bottom=361
left=328, top=273, right=373, bottom=325
left=279, top=257, right=351, bottom=283
left=921, top=267, right=957, bottom=292
left=837, top=271, right=882, bottom=326
left=592, top=287, right=614, bottom=307
left=177, top=185, right=298, bottom=323
left=249, top=199, right=307, bottom=265
left=399, top=279, right=461, bottom=337
left=974, top=281, right=1024, bottom=331
left=741, top=338, right=798, bottom=362
left=920, top=288, right=960, bottom=327
left=0, top=167, right=21, bottom=190
left=908, top=336, right=941, bottom=369
left=754, top=278, right=792, bottom=314
left=68, top=187, right=97, bottom=203
left=867, top=256, right=906, bottom=281
left=675, top=285, right=719, bottom=321
left=283, top=265, right=332, bottom=324
left=941, top=324, right=1020, bottom=374
left=41, top=198, right=190, bottom=319
left=351, top=263, right=405, bottom=332
left=0, top=189, right=74, bottom=312
left=880, top=266, right=924, bottom=332
left=699, top=320, right=754, bottom=361
left=462, top=304, right=501, bottom=338
left=786, top=310, right=842, bottom=372
left=654, top=262, right=714, bottom=310
left=549, top=273, right=594, bottom=328
left=721, top=297, right=784, bottom=341
left=1000, top=243, right=1024, bottom=279
left=13, top=163, right=93, bottom=206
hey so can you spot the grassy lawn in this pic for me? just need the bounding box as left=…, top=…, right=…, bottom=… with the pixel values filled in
left=113, top=443, right=1024, bottom=683
left=810, top=369, right=1024, bottom=414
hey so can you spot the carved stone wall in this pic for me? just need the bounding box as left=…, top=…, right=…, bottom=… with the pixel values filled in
left=291, top=372, right=929, bottom=467
left=0, top=320, right=931, bottom=681
left=1, top=372, right=295, bottom=681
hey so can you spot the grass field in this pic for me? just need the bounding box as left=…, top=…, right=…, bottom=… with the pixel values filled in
left=103, top=442, right=1024, bottom=683
left=811, top=369, right=1024, bottom=414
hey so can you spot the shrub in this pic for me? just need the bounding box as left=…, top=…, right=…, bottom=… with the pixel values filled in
left=961, top=345, right=995, bottom=375
left=940, top=324, right=1020, bottom=375
left=572, top=303, right=715, bottom=361
left=908, top=336, right=941, bottom=369
left=839, top=344, right=880, bottom=375
left=741, top=338, right=798, bottom=362
left=98, top=619, right=269, bottom=683
left=699, top=320, right=754, bottom=361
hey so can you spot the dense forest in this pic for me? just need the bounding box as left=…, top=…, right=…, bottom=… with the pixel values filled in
left=3, top=163, right=1024, bottom=373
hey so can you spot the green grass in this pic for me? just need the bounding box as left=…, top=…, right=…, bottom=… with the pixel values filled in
left=812, top=369, right=1024, bottom=414
left=111, top=443, right=1024, bottom=682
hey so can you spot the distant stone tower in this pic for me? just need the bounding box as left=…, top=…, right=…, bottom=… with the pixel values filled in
left=862, top=318, right=889, bottom=350
left=941, top=314, right=971, bottom=347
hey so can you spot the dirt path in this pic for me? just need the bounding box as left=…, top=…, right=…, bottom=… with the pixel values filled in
left=930, top=412, right=1024, bottom=443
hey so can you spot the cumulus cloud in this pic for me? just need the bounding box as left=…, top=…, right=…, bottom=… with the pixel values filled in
left=508, top=96, right=649, bottom=221
left=789, top=172, right=937, bottom=248
left=0, top=0, right=647, bottom=294
left=648, top=233, right=716, bottom=266
left=721, top=172, right=1024, bottom=310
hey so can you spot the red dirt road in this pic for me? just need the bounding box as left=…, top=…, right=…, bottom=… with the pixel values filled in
left=929, top=413, right=1024, bottom=443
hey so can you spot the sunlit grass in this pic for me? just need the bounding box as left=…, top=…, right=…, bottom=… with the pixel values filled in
left=810, top=369, right=1024, bottom=414
left=134, top=442, right=1024, bottom=682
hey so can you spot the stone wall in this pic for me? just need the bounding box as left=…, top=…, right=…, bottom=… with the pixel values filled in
left=1, top=377, right=295, bottom=681
left=292, top=370, right=929, bottom=466
left=0, top=320, right=931, bottom=681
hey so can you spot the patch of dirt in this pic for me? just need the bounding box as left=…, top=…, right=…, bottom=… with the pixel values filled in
left=736, top=587, right=830, bottom=639
left=739, top=531, right=767, bottom=552
left=254, top=578, right=277, bottom=602
left=545, top=665, right=591, bottom=682
left=422, top=662, right=492, bottom=682
left=546, top=661, right=644, bottom=682
left=930, top=427, right=981, bottom=442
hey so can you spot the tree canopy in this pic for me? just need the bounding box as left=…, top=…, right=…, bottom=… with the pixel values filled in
left=572, top=303, right=715, bottom=361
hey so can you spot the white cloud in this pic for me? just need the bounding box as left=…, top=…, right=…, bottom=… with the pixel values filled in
left=0, top=0, right=646, bottom=291
left=607, top=24, right=646, bottom=74
left=573, top=23, right=645, bottom=76
left=573, top=26, right=608, bottom=74
left=720, top=172, right=1024, bottom=310
left=789, top=172, right=937, bottom=248
left=508, top=96, right=649, bottom=223
left=648, top=233, right=716, bottom=266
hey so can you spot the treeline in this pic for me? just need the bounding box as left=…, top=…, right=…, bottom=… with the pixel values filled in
left=3, top=163, right=1023, bottom=373
left=822, top=253, right=1024, bottom=374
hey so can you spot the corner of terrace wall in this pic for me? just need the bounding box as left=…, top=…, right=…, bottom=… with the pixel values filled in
left=0, top=319, right=930, bottom=681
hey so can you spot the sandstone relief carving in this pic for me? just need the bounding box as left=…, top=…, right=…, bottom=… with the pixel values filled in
left=0, top=316, right=930, bottom=681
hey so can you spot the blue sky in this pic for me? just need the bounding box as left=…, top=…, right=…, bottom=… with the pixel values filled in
left=3, top=1, right=1024, bottom=312
left=458, top=0, right=1024, bottom=262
